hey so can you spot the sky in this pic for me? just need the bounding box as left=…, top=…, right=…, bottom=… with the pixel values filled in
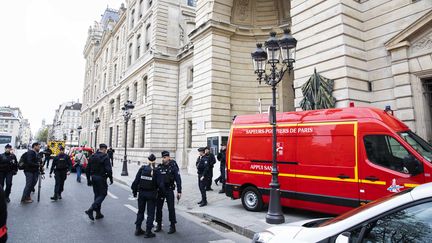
left=0, top=0, right=122, bottom=134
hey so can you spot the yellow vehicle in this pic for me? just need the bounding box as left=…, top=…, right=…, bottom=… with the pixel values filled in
left=47, top=140, right=66, bottom=156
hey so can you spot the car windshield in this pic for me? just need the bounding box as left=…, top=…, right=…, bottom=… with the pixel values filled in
left=399, top=131, right=432, bottom=162
left=318, top=188, right=413, bottom=227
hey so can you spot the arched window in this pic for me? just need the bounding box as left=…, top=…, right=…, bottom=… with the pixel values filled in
left=130, top=9, right=135, bottom=28
left=128, top=43, right=133, bottom=66
left=145, top=24, right=151, bottom=51
left=143, top=76, right=148, bottom=103
left=136, top=34, right=141, bottom=59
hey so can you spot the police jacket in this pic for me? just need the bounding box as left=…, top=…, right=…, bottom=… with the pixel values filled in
left=197, top=156, right=210, bottom=177
left=0, top=152, right=18, bottom=173
left=23, top=150, right=41, bottom=173
left=131, top=165, right=162, bottom=194
left=0, top=187, right=7, bottom=239
left=44, top=148, right=53, bottom=158
left=217, top=149, right=226, bottom=167
left=207, top=152, right=216, bottom=168
left=50, top=153, right=72, bottom=174
left=86, top=152, right=112, bottom=179
left=156, top=160, right=182, bottom=193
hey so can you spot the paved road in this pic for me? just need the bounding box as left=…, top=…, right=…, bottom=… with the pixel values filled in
left=5, top=152, right=249, bottom=243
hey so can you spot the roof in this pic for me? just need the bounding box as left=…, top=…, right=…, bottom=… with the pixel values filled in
left=64, top=103, right=82, bottom=111
left=233, top=107, right=409, bottom=131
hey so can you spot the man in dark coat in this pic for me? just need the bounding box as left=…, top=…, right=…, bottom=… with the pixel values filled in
left=21, top=142, right=42, bottom=203
left=49, top=146, right=72, bottom=201
left=0, top=144, right=18, bottom=203
left=85, top=144, right=113, bottom=221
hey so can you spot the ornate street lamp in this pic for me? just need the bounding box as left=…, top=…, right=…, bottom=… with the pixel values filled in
left=77, top=125, right=82, bottom=147
left=251, top=29, right=297, bottom=225
left=121, top=100, right=135, bottom=176
left=94, top=118, right=101, bottom=148
left=70, top=129, right=74, bottom=147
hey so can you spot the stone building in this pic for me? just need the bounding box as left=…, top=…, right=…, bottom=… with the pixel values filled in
left=291, top=0, right=432, bottom=142
left=81, top=0, right=432, bottom=173
left=52, top=102, right=82, bottom=146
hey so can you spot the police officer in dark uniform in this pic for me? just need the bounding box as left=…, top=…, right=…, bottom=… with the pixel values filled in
left=205, top=147, right=216, bottom=191
left=131, top=154, right=161, bottom=238
left=85, top=144, right=113, bottom=221
left=0, top=144, right=18, bottom=203
left=215, top=143, right=227, bottom=194
left=155, top=151, right=182, bottom=234
left=43, top=146, right=53, bottom=169
left=196, top=147, right=210, bottom=207
left=49, top=146, right=72, bottom=201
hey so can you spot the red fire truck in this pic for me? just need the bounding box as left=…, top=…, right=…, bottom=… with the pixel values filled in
left=225, top=106, right=432, bottom=215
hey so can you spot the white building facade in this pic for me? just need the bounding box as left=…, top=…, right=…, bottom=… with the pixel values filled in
left=82, top=0, right=432, bottom=173
left=52, top=102, right=82, bottom=146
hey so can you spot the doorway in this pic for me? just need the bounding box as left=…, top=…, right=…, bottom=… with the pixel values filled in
left=423, top=78, right=432, bottom=142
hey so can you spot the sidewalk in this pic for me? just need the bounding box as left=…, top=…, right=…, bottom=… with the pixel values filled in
left=111, top=160, right=317, bottom=239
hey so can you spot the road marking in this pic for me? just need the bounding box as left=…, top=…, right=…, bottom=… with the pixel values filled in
left=108, top=191, right=118, bottom=199
left=124, top=204, right=138, bottom=214
left=128, top=196, right=137, bottom=201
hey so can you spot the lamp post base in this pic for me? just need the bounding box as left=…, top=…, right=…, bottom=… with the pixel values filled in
left=265, top=188, right=285, bottom=224
left=121, top=159, right=128, bottom=176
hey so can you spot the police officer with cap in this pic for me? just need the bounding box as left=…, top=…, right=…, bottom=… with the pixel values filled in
left=85, top=144, right=113, bottom=221
left=155, top=151, right=182, bottom=234
left=205, top=146, right=216, bottom=191
left=131, top=154, right=161, bottom=238
left=0, top=144, right=18, bottom=203
left=49, top=146, right=72, bottom=201
left=196, top=147, right=210, bottom=207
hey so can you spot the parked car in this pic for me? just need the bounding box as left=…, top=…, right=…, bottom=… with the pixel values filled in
left=252, top=182, right=432, bottom=243
left=68, top=147, right=94, bottom=171
left=226, top=106, right=432, bottom=214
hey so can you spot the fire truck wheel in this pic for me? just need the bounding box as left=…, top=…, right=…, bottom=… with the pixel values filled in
left=241, top=186, right=263, bottom=212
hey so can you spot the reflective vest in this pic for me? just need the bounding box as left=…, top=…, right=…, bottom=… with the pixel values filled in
left=0, top=225, right=7, bottom=238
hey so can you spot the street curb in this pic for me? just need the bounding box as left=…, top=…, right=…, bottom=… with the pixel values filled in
left=188, top=211, right=256, bottom=239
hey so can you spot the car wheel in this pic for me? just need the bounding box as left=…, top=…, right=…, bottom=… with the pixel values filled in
left=241, top=186, right=263, bottom=212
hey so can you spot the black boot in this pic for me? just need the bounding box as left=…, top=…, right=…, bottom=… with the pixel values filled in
left=50, top=194, right=58, bottom=201
left=199, top=201, right=207, bottom=207
left=144, top=229, right=156, bottom=238
left=197, top=201, right=202, bottom=205
left=154, top=223, right=162, bottom=232
left=134, top=228, right=145, bottom=236
left=85, top=209, right=95, bottom=221
left=214, top=179, right=219, bottom=186
left=167, top=224, right=176, bottom=234
left=95, top=210, right=104, bottom=219
left=58, top=194, right=62, bottom=200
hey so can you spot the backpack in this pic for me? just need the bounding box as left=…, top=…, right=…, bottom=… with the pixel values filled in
left=56, top=156, right=68, bottom=170
left=18, top=152, right=28, bottom=170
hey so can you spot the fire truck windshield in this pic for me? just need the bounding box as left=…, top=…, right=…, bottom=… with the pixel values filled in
left=399, top=131, right=432, bottom=162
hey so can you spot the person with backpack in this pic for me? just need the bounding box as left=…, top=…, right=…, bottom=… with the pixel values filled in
left=49, top=146, right=72, bottom=201
left=85, top=144, right=113, bottom=221
left=131, top=154, right=162, bottom=238
left=0, top=144, right=18, bottom=203
left=74, top=150, right=87, bottom=183
left=20, top=142, right=42, bottom=203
